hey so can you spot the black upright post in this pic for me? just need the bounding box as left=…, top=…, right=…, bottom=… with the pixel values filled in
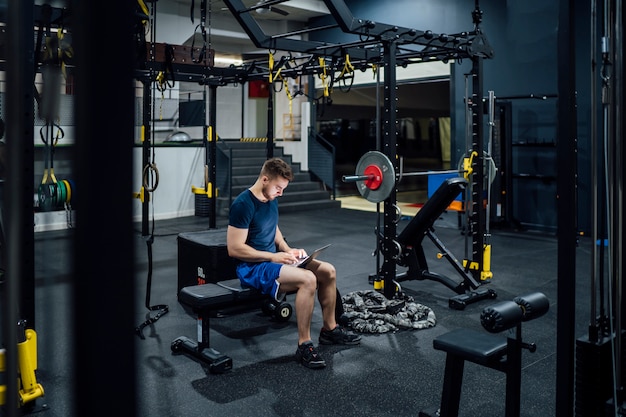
left=382, top=40, right=398, bottom=300
left=469, top=57, right=485, bottom=281
left=141, top=80, right=152, bottom=237
left=556, top=0, right=577, bottom=414
left=4, top=1, right=36, bottom=415
left=72, top=1, right=137, bottom=416
left=208, top=85, right=217, bottom=229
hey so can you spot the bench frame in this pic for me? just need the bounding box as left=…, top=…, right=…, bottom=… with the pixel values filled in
left=420, top=293, right=548, bottom=417
left=171, top=279, right=293, bottom=374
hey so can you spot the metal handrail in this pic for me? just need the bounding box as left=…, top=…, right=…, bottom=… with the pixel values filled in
left=308, top=127, right=337, bottom=200
left=216, top=138, right=233, bottom=209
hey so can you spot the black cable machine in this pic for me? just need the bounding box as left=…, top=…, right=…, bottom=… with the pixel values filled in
left=574, top=0, right=626, bottom=414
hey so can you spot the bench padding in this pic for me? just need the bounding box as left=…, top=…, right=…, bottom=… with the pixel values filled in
left=433, top=328, right=507, bottom=366
left=178, top=279, right=265, bottom=311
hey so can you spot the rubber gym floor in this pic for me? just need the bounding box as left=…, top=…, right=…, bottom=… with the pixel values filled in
left=30, top=202, right=591, bottom=417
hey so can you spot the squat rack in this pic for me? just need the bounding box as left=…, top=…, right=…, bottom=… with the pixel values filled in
left=221, top=0, right=494, bottom=298
left=135, top=0, right=494, bottom=299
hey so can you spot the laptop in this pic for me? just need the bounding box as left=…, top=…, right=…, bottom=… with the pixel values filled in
left=295, top=244, right=332, bottom=268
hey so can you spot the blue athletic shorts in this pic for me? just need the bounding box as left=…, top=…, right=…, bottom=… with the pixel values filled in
left=236, top=262, right=285, bottom=301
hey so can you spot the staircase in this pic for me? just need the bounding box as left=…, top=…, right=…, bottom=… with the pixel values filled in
left=216, top=141, right=341, bottom=216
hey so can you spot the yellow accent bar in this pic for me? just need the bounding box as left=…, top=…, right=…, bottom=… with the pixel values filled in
left=240, top=137, right=267, bottom=142
left=141, top=125, right=146, bottom=143
left=18, top=329, right=45, bottom=405
left=481, top=244, right=493, bottom=281
left=207, top=126, right=213, bottom=142
left=192, top=185, right=215, bottom=198
left=132, top=187, right=146, bottom=203
left=462, top=259, right=480, bottom=271
left=463, top=151, right=479, bottom=180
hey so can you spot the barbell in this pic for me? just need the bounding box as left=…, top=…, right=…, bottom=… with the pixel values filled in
left=342, top=151, right=463, bottom=203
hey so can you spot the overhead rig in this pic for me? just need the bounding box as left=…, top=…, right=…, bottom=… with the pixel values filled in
left=135, top=0, right=493, bottom=89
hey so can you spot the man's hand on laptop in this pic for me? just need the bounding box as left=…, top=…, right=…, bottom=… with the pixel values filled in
left=289, top=248, right=308, bottom=259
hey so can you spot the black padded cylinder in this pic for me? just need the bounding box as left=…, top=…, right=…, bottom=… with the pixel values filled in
left=480, top=300, right=524, bottom=333
left=513, top=292, right=549, bottom=321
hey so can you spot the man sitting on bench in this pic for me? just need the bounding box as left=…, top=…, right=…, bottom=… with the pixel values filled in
left=227, top=157, right=361, bottom=370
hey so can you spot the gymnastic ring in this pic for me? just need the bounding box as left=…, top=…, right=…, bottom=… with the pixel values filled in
left=391, top=239, right=403, bottom=260
left=393, top=203, right=402, bottom=224
left=142, top=163, right=160, bottom=192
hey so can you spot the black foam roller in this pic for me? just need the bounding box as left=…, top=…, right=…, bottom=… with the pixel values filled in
left=513, top=292, right=549, bottom=321
left=480, top=300, right=524, bottom=333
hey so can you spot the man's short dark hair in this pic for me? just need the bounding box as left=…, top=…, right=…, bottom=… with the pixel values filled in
left=261, top=157, right=293, bottom=181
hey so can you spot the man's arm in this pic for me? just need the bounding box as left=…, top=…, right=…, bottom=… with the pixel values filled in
left=274, top=226, right=291, bottom=252
left=227, top=225, right=299, bottom=264
left=276, top=226, right=306, bottom=259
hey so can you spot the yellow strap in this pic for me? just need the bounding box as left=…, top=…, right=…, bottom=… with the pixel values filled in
left=137, top=0, right=149, bottom=18
left=339, top=54, right=354, bottom=79
left=318, top=57, right=329, bottom=97
left=41, top=168, right=58, bottom=185
left=49, top=168, right=57, bottom=184
left=281, top=78, right=294, bottom=114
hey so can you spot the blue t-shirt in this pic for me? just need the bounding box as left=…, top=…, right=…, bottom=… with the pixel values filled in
left=229, top=189, right=278, bottom=253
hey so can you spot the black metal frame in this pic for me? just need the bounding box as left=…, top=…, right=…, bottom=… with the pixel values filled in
left=219, top=0, right=494, bottom=297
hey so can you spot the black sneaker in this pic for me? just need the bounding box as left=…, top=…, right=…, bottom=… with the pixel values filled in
left=319, top=325, right=362, bottom=345
left=296, top=341, right=326, bottom=369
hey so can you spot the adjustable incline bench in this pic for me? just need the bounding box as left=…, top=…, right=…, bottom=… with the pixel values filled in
left=394, top=176, right=496, bottom=309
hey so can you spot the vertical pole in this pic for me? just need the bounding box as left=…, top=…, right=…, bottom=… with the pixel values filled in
left=556, top=0, right=578, bottom=414
left=72, top=0, right=137, bottom=416
left=141, top=80, right=152, bottom=237
left=208, top=85, right=217, bottom=229
left=4, top=1, right=36, bottom=415
left=589, top=0, right=599, bottom=341
left=612, top=0, right=624, bottom=396
left=382, top=40, right=398, bottom=300
left=470, top=57, right=485, bottom=280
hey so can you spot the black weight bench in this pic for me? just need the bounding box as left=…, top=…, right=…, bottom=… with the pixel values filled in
left=419, top=292, right=550, bottom=417
left=171, top=278, right=294, bottom=374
